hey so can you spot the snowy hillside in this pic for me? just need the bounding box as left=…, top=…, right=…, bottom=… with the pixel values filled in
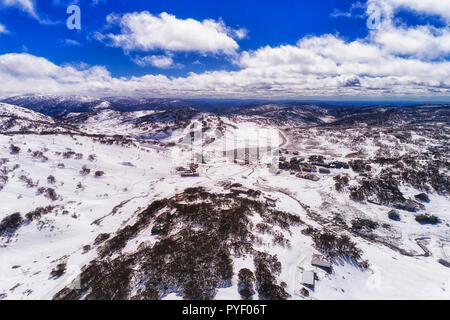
left=0, top=101, right=449, bottom=300
left=0, top=103, right=77, bottom=133
left=1, top=95, right=103, bottom=118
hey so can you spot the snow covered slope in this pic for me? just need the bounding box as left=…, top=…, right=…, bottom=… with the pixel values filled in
left=0, top=103, right=77, bottom=133
left=1, top=95, right=103, bottom=118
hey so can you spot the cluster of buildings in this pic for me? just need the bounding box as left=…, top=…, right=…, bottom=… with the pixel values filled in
left=176, top=164, right=200, bottom=177
left=301, top=254, right=333, bottom=289
left=278, top=150, right=349, bottom=181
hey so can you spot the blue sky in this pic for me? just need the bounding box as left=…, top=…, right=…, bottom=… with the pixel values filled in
left=0, top=0, right=449, bottom=100
left=0, top=0, right=370, bottom=77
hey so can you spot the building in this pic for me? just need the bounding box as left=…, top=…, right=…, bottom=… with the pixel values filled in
left=265, top=196, right=277, bottom=207
left=329, top=161, right=349, bottom=169
left=301, top=165, right=317, bottom=173
left=175, top=194, right=186, bottom=201
left=230, top=187, right=250, bottom=195
left=180, top=170, right=199, bottom=177
left=302, top=271, right=315, bottom=287
left=311, top=255, right=332, bottom=269
left=190, top=163, right=199, bottom=170
left=290, top=157, right=300, bottom=170
left=266, top=200, right=276, bottom=207
left=296, top=173, right=320, bottom=182
left=279, top=161, right=289, bottom=170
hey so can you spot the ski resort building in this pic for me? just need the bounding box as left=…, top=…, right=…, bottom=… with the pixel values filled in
left=180, top=170, right=199, bottom=177
left=311, top=255, right=332, bottom=269
left=230, top=187, right=250, bottom=195
left=296, top=173, right=320, bottom=182
left=302, top=271, right=315, bottom=287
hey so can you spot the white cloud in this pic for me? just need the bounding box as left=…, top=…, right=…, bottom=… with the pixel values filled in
left=1, top=0, right=61, bottom=24
left=91, top=0, right=106, bottom=5
left=234, top=35, right=450, bottom=95
left=99, top=11, right=242, bottom=55
left=330, top=10, right=352, bottom=18
left=0, top=53, right=118, bottom=96
left=371, top=0, right=450, bottom=22
left=60, top=39, right=81, bottom=47
left=0, top=23, right=8, bottom=33
left=52, top=0, right=107, bottom=7
left=364, top=0, right=450, bottom=60
left=231, top=28, right=248, bottom=40
left=330, top=2, right=366, bottom=19
left=372, top=25, right=450, bottom=59
left=132, top=55, right=175, bottom=69
left=0, top=0, right=38, bottom=19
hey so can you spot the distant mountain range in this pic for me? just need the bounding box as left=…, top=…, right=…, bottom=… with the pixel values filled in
left=2, top=95, right=449, bottom=119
